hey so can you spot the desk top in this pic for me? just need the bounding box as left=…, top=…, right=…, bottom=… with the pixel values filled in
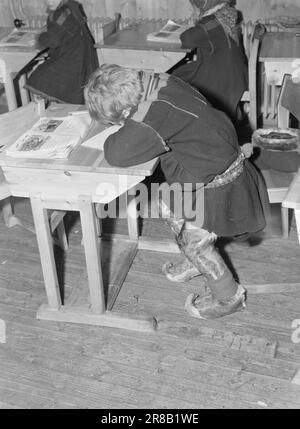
left=0, top=27, right=10, bottom=40
left=0, top=103, right=158, bottom=177
left=259, top=32, right=300, bottom=62
left=95, top=21, right=189, bottom=53
left=0, top=26, right=38, bottom=53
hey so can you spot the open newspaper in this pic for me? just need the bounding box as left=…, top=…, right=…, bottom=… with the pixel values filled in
left=6, top=114, right=91, bottom=159
left=146, top=20, right=186, bottom=44
left=0, top=28, right=42, bottom=48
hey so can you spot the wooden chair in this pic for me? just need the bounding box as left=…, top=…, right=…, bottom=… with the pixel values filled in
left=241, top=22, right=266, bottom=130
left=256, top=74, right=300, bottom=239
left=282, top=170, right=300, bottom=244
left=277, top=74, right=300, bottom=242
left=242, top=20, right=285, bottom=128
left=277, top=74, right=300, bottom=128
left=260, top=168, right=295, bottom=237
left=0, top=100, right=68, bottom=250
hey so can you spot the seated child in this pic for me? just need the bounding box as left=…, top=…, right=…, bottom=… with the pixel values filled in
left=84, top=64, right=268, bottom=320
left=172, top=0, right=248, bottom=123
left=25, top=0, right=99, bottom=104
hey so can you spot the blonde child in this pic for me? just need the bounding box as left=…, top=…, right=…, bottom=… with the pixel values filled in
left=84, top=64, right=268, bottom=320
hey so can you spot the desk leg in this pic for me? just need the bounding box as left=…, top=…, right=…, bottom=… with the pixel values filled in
left=127, top=188, right=139, bottom=240
left=281, top=206, right=289, bottom=239
left=94, top=203, right=103, bottom=237
left=19, top=74, right=30, bottom=106
left=248, top=57, right=257, bottom=130
left=76, top=195, right=156, bottom=331
left=30, top=196, right=62, bottom=310
left=34, top=195, right=156, bottom=332
left=78, top=195, right=105, bottom=314
left=4, top=72, right=18, bottom=111
left=295, top=210, right=300, bottom=245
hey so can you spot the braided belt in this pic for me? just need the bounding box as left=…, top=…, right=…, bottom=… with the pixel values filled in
left=205, top=152, right=245, bottom=189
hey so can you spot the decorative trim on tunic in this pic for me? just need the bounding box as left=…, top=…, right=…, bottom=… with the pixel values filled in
left=205, top=152, right=245, bottom=188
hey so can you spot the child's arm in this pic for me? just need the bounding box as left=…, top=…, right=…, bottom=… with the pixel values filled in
left=104, top=119, right=168, bottom=167
left=180, top=16, right=221, bottom=50
left=180, top=24, right=210, bottom=49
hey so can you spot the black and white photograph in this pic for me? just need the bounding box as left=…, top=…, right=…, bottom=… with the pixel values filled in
left=0, top=0, right=300, bottom=414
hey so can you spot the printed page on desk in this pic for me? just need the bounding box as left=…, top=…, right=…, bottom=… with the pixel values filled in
left=146, top=20, right=186, bottom=44
left=82, top=122, right=122, bottom=151
left=5, top=115, right=91, bottom=159
left=0, top=28, right=42, bottom=47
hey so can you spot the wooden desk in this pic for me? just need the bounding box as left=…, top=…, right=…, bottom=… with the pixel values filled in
left=0, top=104, right=159, bottom=332
left=0, top=27, right=38, bottom=110
left=259, top=32, right=300, bottom=85
left=96, top=21, right=189, bottom=72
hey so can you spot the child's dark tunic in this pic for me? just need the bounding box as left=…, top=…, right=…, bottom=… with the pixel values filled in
left=25, top=0, right=99, bottom=104
left=104, top=76, right=267, bottom=237
left=172, top=10, right=248, bottom=121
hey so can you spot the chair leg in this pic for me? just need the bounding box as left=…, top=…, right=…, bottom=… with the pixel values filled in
left=56, top=221, right=68, bottom=251
left=281, top=206, right=290, bottom=238
left=19, top=74, right=30, bottom=106
left=295, top=210, right=300, bottom=245
left=49, top=210, right=68, bottom=251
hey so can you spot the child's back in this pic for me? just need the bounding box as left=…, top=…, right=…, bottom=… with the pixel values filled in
left=172, top=0, right=248, bottom=122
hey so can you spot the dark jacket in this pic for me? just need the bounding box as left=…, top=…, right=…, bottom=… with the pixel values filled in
left=104, top=76, right=267, bottom=237
left=172, top=10, right=248, bottom=121
left=25, top=0, right=99, bottom=104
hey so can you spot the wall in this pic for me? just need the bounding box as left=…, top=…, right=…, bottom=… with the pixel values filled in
left=0, top=0, right=193, bottom=24
left=1, top=0, right=300, bottom=26
left=236, top=0, right=300, bottom=22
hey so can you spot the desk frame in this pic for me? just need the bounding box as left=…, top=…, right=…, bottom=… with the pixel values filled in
left=0, top=99, right=160, bottom=332
left=0, top=49, right=36, bottom=110
left=30, top=190, right=158, bottom=333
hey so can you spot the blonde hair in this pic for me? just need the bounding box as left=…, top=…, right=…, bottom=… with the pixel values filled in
left=84, top=64, right=143, bottom=124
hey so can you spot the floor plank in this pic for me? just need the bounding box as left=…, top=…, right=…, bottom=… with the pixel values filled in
left=0, top=197, right=300, bottom=408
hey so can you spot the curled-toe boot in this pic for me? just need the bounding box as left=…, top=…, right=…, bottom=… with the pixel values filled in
left=176, top=227, right=246, bottom=319
left=162, top=258, right=201, bottom=283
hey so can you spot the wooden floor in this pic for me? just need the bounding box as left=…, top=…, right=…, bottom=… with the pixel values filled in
left=0, top=196, right=300, bottom=409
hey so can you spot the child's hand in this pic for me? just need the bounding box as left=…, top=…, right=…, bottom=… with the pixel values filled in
left=241, top=143, right=253, bottom=158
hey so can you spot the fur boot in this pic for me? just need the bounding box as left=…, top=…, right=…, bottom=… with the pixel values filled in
left=185, top=284, right=246, bottom=319
left=158, top=199, right=246, bottom=317
left=176, top=227, right=246, bottom=319
left=159, top=201, right=202, bottom=282
left=162, top=258, right=201, bottom=283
